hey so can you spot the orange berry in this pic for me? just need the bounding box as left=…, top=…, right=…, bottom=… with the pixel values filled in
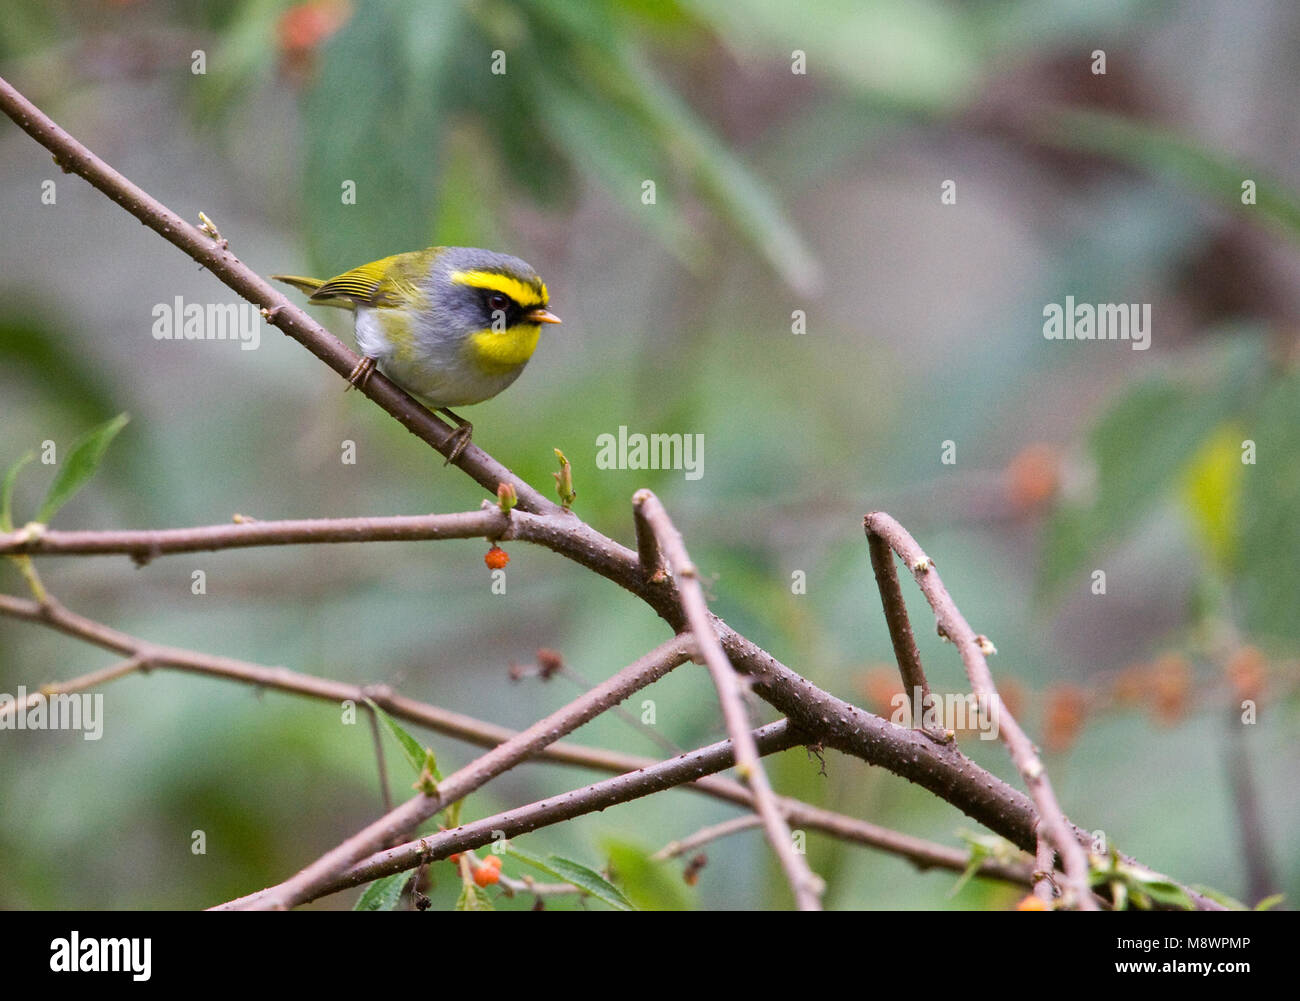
left=998, top=677, right=1027, bottom=722
left=1225, top=646, right=1266, bottom=703
left=1016, top=894, right=1049, bottom=911
left=1005, top=443, right=1061, bottom=512
left=484, top=545, right=509, bottom=570
left=1148, top=653, right=1191, bottom=725
left=858, top=665, right=906, bottom=718
left=278, top=0, right=352, bottom=56
left=482, top=855, right=502, bottom=871
left=446, top=853, right=461, bottom=864
left=474, top=864, right=500, bottom=887
left=1043, top=684, right=1087, bottom=754
left=1111, top=663, right=1147, bottom=707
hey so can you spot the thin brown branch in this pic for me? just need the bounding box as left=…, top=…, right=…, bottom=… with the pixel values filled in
left=366, top=705, right=394, bottom=817
left=634, top=489, right=824, bottom=910
left=0, top=655, right=143, bottom=719
left=0, top=509, right=510, bottom=561
left=866, top=527, right=939, bottom=736
left=0, top=590, right=1030, bottom=888
left=652, top=814, right=763, bottom=861
left=1034, top=824, right=1058, bottom=905
left=864, top=511, right=1098, bottom=910
left=238, top=637, right=695, bottom=909
left=215, top=720, right=806, bottom=909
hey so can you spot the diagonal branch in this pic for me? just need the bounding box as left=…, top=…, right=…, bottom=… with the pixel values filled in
left=215, top=720, right=807, bottom=909
left=239, top=637, right=695, bottom=909
left=864, top=511, right=1098, bottom=909
left=0, top=590, right=1036, bottom=890
left=866, top=526, right=941, bottom=737
left=634, top=489, right=824, bottom=910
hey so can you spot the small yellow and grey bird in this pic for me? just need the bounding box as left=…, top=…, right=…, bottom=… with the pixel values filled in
left=273, top=246, right=560, bottom=461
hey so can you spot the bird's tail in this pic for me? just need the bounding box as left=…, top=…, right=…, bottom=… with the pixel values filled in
left=271, top=274, right=325, bottom=296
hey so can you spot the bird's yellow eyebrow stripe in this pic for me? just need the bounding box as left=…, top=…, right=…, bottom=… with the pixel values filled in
left=449, top=270, right=547, bottom=307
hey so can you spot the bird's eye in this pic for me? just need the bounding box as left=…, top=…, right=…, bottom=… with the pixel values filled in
left=487, top=292, right=510, bottom=312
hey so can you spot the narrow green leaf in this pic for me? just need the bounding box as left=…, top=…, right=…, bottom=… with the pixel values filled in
left=365, top=698, right=439, bottom=781
left=1236, top=371, right=1300, bottom=641
left=1190, top=885, right=1250, bottom=911
left=505, top=844, right=565, bottom=879
left=1133, top=878, right=1195, bottom=910
left=1254, top=893, right=1285, bottom=911
left=35, top=413, right=129, bottom=525
left=545, top=855, right=636, bottom=911
left=506, top=845, right=635, bottom=911
left=1034, top=107, right=1300, bottom=245
left=600, top=838, right=692, bottom=911
left=353, top=872, right=409, bottom=911
left=1, top=451, right=35, bottom=533
left=455, top=882, right=493, bottom=911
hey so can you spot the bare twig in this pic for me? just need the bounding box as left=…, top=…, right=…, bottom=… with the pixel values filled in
left=365, top=703, right=394, bottom=817
left=864, top=511, right=1098, bottom=910
left=0, top=590, right=1032, bottom=888
left=215, top=720, right=806, bottom=909
left=652, top=815, right=763, bottom=861
left=239, top=637, right=695, bottom=909
left=1034, top=824, right=1058, bottom=905
left=866, top=527, right=940, bottom=737
left=0, top=509, right=510, bottom=561
left=634, top=490, right=824, bottom=910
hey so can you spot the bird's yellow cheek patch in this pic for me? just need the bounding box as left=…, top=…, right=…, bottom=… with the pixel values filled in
left=466, top=324, right=542, bottom=373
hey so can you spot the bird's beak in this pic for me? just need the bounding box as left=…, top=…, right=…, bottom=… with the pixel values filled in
left=526, top=307, right=562, bottom=325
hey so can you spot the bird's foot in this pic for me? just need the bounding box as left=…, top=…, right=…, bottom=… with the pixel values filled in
left=440, top=409, right=473, bottom=465
left=346, top=356, right=377, bottom=392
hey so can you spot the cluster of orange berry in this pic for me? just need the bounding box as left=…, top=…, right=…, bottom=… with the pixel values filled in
left=857, top=644, right=1285, bottom=754
left=448, top=852, right=503, bottom=887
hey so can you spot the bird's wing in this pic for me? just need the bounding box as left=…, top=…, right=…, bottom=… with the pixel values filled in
left=306, top=251, right=433, bottom=309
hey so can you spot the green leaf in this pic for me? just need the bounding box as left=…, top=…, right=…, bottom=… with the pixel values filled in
left=455, top=881, right=494, bottom=911
left=545, top=856, right=636, bottom=912
left=301, top=1, right=463, bottom=270
left=1180, top=424, right=1244, bottom=573
left=365, top=698, right=440, bottom=783
left=600, top=838, right=692, bottom=911
left=35, top=413, right=129, bottom=525
left=1, top=451, right=35, bottom=533
left=1190, top=884, right=1250, bottom=911
left=1033, top=107, right=1300, bottom=245
left=1133, top=878, right=1195, bottom=910
left=1254, top=893, right=1285, bottom=911
left=1037, top=343, right=1257, bottom=599
left=506, top=845, right=635, bottom=911
left=353, top=872, right=410, bottom=911
left=1236, top=371, right=1300, bottom=641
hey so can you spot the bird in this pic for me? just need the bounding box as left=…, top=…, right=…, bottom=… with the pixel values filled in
left=273, top=246, right=560, bottom=462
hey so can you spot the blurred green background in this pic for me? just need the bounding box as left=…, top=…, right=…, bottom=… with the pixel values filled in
left=1, top=0, right=1298, bottom=910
